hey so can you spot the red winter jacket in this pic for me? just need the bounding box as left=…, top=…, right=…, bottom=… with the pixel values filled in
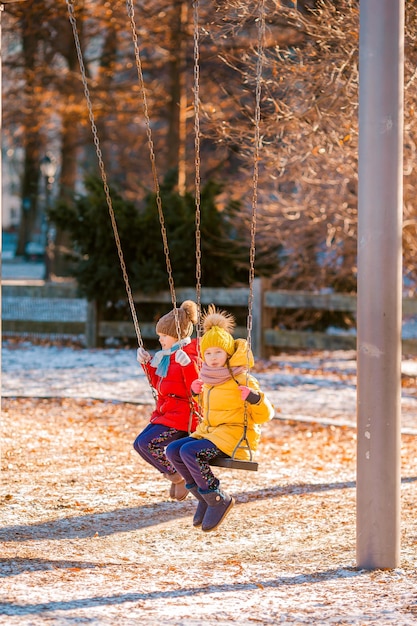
left=142, top=338, right=200, bottom=432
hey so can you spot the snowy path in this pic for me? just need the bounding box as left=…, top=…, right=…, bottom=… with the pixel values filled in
left=2, top=342, right=417, bottom=434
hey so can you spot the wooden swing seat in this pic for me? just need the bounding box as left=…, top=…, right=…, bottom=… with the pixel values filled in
left=209, top=457, right=259, bottom=471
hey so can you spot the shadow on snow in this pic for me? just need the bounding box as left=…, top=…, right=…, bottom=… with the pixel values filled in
left=2, top=476, right=416, bottom=548
left=0, top=567, right=367, bottom=616
left=0, top=480, right=358, bottom=544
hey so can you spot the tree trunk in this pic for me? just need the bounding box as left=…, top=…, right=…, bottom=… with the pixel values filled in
left=16, top=13, right=41, bottom=257
left=52, top=15, right=83, bottom=277
left=166, top=0, right=188, bottom=195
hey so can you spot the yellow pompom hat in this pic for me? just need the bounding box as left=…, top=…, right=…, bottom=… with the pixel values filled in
left=200, top=305, right=236, bottom=358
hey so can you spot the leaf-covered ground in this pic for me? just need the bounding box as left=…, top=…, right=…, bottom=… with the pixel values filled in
left=1, top=395, right=417, bottom=625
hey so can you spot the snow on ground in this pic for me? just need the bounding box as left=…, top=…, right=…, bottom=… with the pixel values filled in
left=2, top=340, right=417, bottom=433
left=2, top=340, right=417, bottom=626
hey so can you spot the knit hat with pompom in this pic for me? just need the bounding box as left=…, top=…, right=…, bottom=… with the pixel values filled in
left=200, top=304, right=236, bottom=358
left=156, top=300, right=198, bottom=339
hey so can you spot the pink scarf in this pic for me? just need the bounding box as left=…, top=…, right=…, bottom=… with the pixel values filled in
left=200, top=363, right=245, bottom=386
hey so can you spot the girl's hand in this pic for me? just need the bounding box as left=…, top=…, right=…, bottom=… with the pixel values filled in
left=191, top=379, right=203, bottom=394
left=137, top=347, right=151, bottom=364
left=239, top=385, right=261, bottom=404
left=175, top=349, right=191, bottom=366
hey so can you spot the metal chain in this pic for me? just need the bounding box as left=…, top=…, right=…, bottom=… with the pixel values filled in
left=125, top=0, right=182, bottom=341
left=66, top=0, right=144, bottom=348
left=235, top=0, right=265, bottom=455
left=246, top=0, right=266, bottom=360
left=66, top=0, right=159, bottom=401
left=68, top=0, right=264, bottom=362
left=193, top=0, right=203, bottom=351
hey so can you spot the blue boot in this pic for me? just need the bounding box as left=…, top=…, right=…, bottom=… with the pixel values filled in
left=199, top=488, right=235, bottom=532
left=186, top=483, right=208, bottom=527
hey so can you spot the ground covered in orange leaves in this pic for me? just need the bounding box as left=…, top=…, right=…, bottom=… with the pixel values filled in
left=1, top=393, right=417, bottom=625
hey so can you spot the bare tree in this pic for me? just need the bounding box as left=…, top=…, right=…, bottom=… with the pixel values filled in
left=4, top=1, right=46, bottom=256
left=3, top=0, right=416, bottom=297
left=200, top=0, right=417, bottom=296
left=403, top=1, right=417, bottom=291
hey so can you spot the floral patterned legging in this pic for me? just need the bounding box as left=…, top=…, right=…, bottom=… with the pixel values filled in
left=133, top=423, right=188, bottom=475
left=166, top=436, right=225, bottom=491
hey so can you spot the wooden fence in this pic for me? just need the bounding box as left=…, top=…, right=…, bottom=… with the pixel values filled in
left=2, top=279, right=417, bottom=357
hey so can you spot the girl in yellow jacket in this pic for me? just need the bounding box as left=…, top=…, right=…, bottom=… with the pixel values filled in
left=166, top=305, right=274, bottom=532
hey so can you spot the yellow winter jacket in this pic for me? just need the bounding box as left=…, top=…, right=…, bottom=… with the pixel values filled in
left=191, top=339, right=274, bottom=459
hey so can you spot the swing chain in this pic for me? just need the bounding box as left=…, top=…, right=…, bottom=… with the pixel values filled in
left=193, top=0, right=202, bottom=348
left=246, top=0, right=266, bottom=359
left=66, top=0, right=143, bottom=349
left=125, top=0, right=183, bottom=342
left=66, top=0, right=160, bottom=400
left=240, top=0, right=265, bottom=462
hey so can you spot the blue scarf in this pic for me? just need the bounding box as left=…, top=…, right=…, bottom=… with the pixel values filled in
left=150, top=337, right=191, bottom=378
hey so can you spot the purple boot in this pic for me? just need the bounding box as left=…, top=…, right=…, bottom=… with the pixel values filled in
left=186, top=483, right=208, bottom=527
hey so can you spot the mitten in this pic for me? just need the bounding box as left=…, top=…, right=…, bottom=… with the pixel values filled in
left=136, top=347, right=151, bottom=364
left=175, top=349, right=191, bottom=366
left=239, top=385, right=260, bottom=404
left=191, top=379, right=204, bottom=395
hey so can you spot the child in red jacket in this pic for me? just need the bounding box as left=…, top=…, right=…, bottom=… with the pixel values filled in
left=133, top=300, right=200, bottom=501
